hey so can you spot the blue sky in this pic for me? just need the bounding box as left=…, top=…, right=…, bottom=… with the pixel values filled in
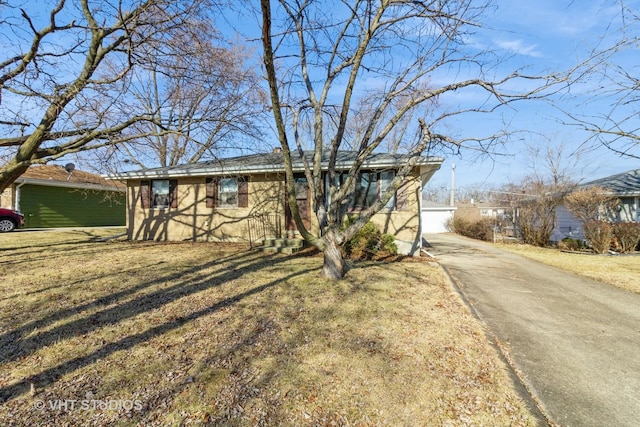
left=228, top=0, right=640, bottom=192
left=4, top=0, right=637, bottom=189
left=431, top=0, right=640, bottom=192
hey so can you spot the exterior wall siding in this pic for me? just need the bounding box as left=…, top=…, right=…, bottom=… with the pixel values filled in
left=127, top=170, right=424, bottom=255
left=128, top=174, right=287, bottom=243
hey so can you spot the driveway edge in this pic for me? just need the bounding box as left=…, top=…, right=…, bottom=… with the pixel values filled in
left=437, top=263, right=554, bottom=427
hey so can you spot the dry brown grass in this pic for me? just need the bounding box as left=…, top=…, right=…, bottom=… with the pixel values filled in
left=497, top=243, right=640, bottom=294
left=1, top=229, right=536, bottom=426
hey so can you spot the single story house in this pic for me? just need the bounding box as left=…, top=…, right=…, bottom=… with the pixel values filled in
left=584, top=168, right=640, bottom=223
left=454, top=201, right=512, bottom=222
left=552, top=168, right=640, bottom=241
left=1, top=164, right=126, bottom=228
left=106, top=151, right=444, bottom=255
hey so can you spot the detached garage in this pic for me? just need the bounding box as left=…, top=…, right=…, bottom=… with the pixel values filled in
left=421, top=202, right=456, bottom=234
left=0, top=164, right=125, bottom=228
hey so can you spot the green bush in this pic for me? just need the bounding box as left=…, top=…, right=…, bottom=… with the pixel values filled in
left=344, top=221, right=397, bottom=260
left=451, top=216, right=494, bottom=242
left=583, top=220, right=613, bottom=254
left=611, top=222, right=640, bottom=253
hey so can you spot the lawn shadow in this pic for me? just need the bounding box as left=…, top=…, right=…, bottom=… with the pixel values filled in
left=0, top=245, right=317, bottom=403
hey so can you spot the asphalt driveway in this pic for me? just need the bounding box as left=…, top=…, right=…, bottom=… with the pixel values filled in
left=425, top=233, right=640, bottom=427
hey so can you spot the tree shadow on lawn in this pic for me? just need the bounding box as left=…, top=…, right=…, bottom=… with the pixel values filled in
left=0, top=247, right=318, bottom=402
left=0, top=244, right=254, bottom=339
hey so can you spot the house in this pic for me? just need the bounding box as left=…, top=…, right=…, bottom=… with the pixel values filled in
left=106, top=151, right=444, bottom=255
left=583, top=168, right=640, bottom=223
left=552, top=168, right=640, bottom=241
left=0, top=164, right=126, bottom=228
left=454, top=201, right=512, bottom=223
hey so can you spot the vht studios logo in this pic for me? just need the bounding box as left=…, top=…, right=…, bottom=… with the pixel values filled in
left=33, top=399, right=143, bottom=412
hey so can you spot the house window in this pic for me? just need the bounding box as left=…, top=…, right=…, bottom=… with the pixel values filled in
left=152, top=180, right=170, bottom=209
left=206, top=177, right=249, bottom=209
left=218, top=177, right=238, bottom=208
left=338, top=170, right=398, bottom=210
left=353, top=172, right=379, bottom=209
left=140, top=180, right=177, bottom=209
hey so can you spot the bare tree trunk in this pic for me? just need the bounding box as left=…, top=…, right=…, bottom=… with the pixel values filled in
left=322, top=230, right=344, bottom=280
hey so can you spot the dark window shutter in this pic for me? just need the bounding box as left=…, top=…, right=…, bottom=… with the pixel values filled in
left=169, top=180, right=178, bottom=208
left=206, top=178, right=217, bottom=208
left=140, top=180, right=150, bottom=209
left=238, top=178, right=249, bottom=208
left=396, top=178, right=411, bottom=211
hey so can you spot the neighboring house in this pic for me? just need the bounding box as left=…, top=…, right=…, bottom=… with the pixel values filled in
left=421, top=201, right=456, bottom=233
left=1, top=164, right=126, bottom=228
left=106, top=151, right=444, bottom=256
left=454, top=201, right=512, bottom=222
left=584, top=168, right=640, bottom=223
left=552, top=168, right=640, bottom=241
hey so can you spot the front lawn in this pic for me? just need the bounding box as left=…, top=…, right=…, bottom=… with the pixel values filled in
left=0, top=229, right=536, bottom=426
left=496, top=243, right=640, bottom=294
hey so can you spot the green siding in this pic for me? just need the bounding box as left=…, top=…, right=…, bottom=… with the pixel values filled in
left=20, top=185, right=125, bottom=228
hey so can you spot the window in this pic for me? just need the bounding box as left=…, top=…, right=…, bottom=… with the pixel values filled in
left=140, top=180, right=177, bottom=209
left=152, top=180, right=170, bottom=209
left=206, top=177, right=249, bottom=208
left=337, top=170, right=400, bottom=210
left=353, top=172, right=379, bottom=209
left=218, top=177, right=238, bottom=208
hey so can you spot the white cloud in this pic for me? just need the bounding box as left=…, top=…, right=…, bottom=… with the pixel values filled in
left=495, top=39, right=543, bottom=58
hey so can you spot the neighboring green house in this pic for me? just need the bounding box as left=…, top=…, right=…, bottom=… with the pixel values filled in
left=0, top=164, right=125, bottom=228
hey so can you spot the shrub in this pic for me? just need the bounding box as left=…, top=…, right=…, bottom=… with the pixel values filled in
left=451, top=216, right=494, bottom=242
left=583, top=220, right=613, bottom=254
left=611, top=222, right=640, bottom=253
left=344, top=221, right=397, bottom=261
left=557, top=237, right=583, bottom=252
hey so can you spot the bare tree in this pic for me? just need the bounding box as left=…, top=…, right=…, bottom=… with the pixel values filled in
left=94, top=22, right=267, bottom=171
left=259, top=0, right=566, bottom=279
left=560, top=3, right=640, bottom=159
left=510, top=142, right=578, bottom=246
left=565, top=186, right=620, bottom=223
left=0, top=0, right=236, bottom=190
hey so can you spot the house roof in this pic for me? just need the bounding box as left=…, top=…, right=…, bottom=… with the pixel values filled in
left=422, top=201, right=457, bottom=211
left=16, top=165, right=125, bottom=192
left=105, top=150, right=445, bottom=180
left=582, top=168, right=640, bottom=196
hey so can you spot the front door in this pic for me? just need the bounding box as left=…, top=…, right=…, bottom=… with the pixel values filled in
left=286, top=175, right=311, bottom=233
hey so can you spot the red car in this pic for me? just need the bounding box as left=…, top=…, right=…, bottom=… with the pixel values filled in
left=0, top=207, right=25, bottom=232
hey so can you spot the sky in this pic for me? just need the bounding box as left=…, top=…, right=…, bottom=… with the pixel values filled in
left=3, top=0, right=638, bottom=192
left=428, top=0, right=640, bottom=193
left=223, top=0, right=640, bottom=193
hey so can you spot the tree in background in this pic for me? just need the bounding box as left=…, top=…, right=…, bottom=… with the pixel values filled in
left=508, top=143, right=577, bottom=246
left=0, top=0, right=261, bottom=189
left=560, top=2, right=640, bottom=159
left=259, top=0, right=567, bottom=279
left=94, top=19, right=266, bottom=172
left=564, top=186, right=620, bottom=224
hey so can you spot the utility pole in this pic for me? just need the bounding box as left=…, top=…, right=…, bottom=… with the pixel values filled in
left=449, top=163, right=455, bottom=207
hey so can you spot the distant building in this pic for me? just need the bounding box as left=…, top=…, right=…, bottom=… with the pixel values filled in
left=1, top=164, right=125, bottom=228
left=552, top=168, right=640, bottom=242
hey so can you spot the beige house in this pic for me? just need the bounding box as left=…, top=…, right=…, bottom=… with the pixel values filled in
left=106, top=151, right=443, bottom=255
